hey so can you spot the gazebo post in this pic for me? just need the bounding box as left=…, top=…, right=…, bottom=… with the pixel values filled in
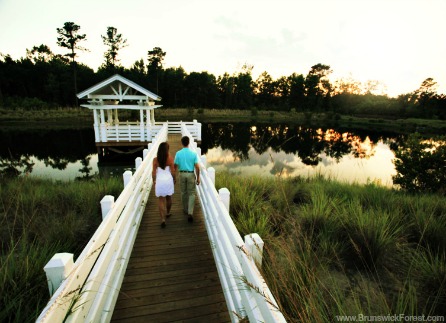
left=100, top=109, right=106, bottom=142
left=139, top=110, right=145, bottom=141
left=93, top=109, right=100, bottom=142
left=146, top=109, right=151, bottom=141
left=107, top=109, right=113, bottom=124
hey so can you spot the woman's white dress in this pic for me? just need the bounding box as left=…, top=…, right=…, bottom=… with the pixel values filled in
left=155, top=166, right=174, bottom=197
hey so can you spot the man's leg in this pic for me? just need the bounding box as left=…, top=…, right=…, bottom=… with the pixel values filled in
left=186, top=172, right=196, bottom=217
left=180, top=174, right=188, bottom=215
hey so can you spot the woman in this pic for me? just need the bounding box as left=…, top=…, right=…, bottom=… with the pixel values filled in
left=152, top=142, right=175, bottom=228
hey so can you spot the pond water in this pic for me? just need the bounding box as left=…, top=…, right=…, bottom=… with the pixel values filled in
left=0, top=123, right=403, bottom=186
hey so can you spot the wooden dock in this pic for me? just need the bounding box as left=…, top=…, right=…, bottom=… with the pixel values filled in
left=111, top=134, right=231, bottom=323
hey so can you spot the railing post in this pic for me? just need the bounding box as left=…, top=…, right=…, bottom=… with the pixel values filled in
left=143, top=148, right=149, bottom=160
left=100, top=195, right=115, bottom=220
left=196, top=147, right=201, bottom=157
left=201, top=155, right=207, bottom=168
left=244, top=233, right=264, bottom=268
left=123, top=170, right=132, bottom=187
left=218, top=188, right=230, bottom=212
left=135, top=157, right=142, bottom=169
left=43, top=253, right=74, bottom=296
left=194, top=119, right=202, bottom=141
left=208, top=167, right=215, bottom=186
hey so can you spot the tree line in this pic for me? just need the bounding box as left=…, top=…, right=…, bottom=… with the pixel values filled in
left=0, top=22, right=445, bottom=120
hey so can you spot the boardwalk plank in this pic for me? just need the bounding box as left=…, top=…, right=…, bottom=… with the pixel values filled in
left=113, top=295, right=229, bottom=320
left=112, top=302, right=230, bottom=323
left=111, top=134, right=231, bottom=323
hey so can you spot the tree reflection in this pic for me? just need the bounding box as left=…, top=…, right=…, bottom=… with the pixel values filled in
left=0, top=128, right=96, bottom=176
left=204, top=123, right=251, bottom=161
left=201, top=123, right=382, bottom=166
left=0, top=155, right=34, bottom=177
left=43, top=157, right=70, bottom=170
left=76, top=156, right=95, bottom=181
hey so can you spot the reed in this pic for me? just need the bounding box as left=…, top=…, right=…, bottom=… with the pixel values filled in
left=215, top=171, right=446, bottom=321
left=0, top=176, right=122, bottom=322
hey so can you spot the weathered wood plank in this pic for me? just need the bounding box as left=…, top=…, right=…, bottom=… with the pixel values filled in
left=111, top=134, right=231, bottom=322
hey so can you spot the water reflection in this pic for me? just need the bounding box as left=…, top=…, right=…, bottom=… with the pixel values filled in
left=0, top=128, right=98, bottom=180
left=201, top=123, right=399, bottom=185
left=0, top=154, right=35, bottom=177
left=1, top=123, right=401, bottom=185
left=201, top=124, right=385, bottom=165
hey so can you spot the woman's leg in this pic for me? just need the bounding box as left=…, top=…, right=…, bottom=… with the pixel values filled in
left=158, top=196, right=166, bottom=227
left=166, top=195, right=172, bottom=217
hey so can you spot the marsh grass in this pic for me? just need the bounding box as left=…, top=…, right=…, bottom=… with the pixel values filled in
left=0, top=176, right=122, bottom=322
left=216, top=171, right=446, bottom=322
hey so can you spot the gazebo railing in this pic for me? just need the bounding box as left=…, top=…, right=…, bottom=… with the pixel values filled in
left=95, top=120, right=201, bottom=143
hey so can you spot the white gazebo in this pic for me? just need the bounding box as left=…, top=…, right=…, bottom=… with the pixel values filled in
left=77, top=74, right=162, bottom=147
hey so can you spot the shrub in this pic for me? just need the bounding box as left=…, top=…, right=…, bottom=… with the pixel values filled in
left=393, top=133, right=446, bottom=193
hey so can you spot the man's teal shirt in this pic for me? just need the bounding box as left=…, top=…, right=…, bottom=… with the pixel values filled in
left=174, top=148, right=199, bottom=171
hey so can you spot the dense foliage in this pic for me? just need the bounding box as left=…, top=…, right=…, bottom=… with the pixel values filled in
left=1, top=22, right=445, bottom=119
left=393, top=133, right=446, bottom=193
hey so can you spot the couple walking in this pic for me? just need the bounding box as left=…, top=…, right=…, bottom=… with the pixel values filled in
left=152, top=136, right=200, bottom=228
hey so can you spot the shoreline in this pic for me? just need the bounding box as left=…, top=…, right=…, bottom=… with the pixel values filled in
left=1, top=108, right=445, bottom=134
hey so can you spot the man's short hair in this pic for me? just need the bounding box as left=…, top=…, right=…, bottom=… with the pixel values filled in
left=181, top=136, right=190, bottom=146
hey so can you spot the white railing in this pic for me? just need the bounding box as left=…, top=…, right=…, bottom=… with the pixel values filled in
left=38, top=121, right=284, bottom=322
left=181, top=125, right=287, bottom=323
left=106, top=124, right=143, bottom=141
left=155, top=120, right=202, bottom=141
left=37, top=123, right=169, bottom=323
left=96, top=121, right=201, bottom=143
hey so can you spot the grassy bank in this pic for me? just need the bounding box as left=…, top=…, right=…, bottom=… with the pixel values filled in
left=0, top=176, right=123, bottom=322
left=2, top=173, right=445, bottom=322
left=215, top=173, right=446, bottom=322
left=1, top=107, right=445, bottom=134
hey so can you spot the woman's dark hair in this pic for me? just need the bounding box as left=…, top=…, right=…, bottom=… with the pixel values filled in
left=157, top=142, right=169, bottom=169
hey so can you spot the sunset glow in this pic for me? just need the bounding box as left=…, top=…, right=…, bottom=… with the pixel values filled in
left=1, top=0, right=445, bottom=97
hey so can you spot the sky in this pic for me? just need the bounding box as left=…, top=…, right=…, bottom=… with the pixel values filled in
left=1, top=0, right=445, bottom=97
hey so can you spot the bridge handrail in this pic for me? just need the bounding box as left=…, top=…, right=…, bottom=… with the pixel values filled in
left=37, top=123, right=168, bottom=323
left=156, top=120, right=201, bottom=141
left=181, top=123, right=286, bottom=323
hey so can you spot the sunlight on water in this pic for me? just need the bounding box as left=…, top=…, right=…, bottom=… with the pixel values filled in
left=206, top=140, right=396, bottom=186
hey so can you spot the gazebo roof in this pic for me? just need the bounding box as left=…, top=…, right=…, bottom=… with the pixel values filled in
left=77, top=74, right=162, bottom=110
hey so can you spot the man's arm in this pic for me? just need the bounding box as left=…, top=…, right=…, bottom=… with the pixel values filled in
left=194, top=162, right=200, bottom=185
left=173, top=153, right=179, bottom=173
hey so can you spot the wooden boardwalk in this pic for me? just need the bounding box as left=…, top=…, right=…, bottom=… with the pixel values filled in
left=111, top=134, right=231, bottom=323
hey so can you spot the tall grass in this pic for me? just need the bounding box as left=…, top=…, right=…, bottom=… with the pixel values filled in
left=0, top=176, right=122, bottom=322
left=216, top=172, right=446, bottom=322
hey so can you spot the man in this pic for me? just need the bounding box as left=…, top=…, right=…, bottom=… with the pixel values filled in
left=174, top=136, right=200, bottom=222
